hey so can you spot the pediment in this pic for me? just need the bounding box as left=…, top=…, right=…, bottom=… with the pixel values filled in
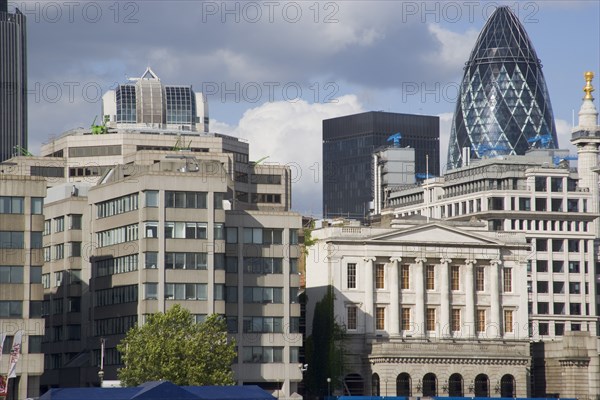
left=368, top=224, right=500, bottom=245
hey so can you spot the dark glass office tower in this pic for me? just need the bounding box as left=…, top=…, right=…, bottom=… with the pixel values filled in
left=0, top=0, right=27, bottom=162
left=323, top=111, right=439, bottom=220
left=447, top=6, right=558, bottom=170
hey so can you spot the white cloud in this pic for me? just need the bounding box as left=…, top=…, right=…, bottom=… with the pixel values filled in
left=555, top=118, right=577, bottom=154
left=426, top=24, right=479, bottom=74
left=212, top=95, right=365, bottom=216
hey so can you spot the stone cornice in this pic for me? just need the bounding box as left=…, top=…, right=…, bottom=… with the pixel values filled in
left=559, top=358, right=590, bottom=367
left=369, top=356, right=529, bottom=366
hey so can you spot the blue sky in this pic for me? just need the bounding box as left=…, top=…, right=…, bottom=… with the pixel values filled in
left=17, top=0, right=600, bottom=216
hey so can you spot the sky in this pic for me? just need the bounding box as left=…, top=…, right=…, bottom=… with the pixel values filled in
left=14, top=0, right=600, bottom=217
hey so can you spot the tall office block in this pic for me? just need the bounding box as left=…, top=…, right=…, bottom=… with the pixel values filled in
left=323, top=111, right=439, bottom=220
left=0, top=0, right=27, bottom=162
left=447, top=6, right=558, bottom=170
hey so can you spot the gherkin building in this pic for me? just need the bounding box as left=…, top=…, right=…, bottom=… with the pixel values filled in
left=446, top=6, right=558, bottom=170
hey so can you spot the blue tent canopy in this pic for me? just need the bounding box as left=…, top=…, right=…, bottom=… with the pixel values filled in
left=39, top=381, right=277, bottom=400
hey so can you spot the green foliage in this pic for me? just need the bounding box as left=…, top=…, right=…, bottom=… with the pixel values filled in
left=303, top=221, right=317, bottom=248
left=117, top=305, right=236, bottom=387
left=305, top=286, right=345, bottom=398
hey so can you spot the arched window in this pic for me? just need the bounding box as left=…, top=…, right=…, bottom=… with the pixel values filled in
left=422, top=373, right=437, bottom=397
left=372, top=374, right=380, bottom=396
left=501, top=374, right=515, bottom=398
left=396, top=373, right=411, bottom=396
left=344, top=374, right=364, bottom=396
left=475, top=374, right=489, bottom=397
left=449, top=373, right=464, bottom=397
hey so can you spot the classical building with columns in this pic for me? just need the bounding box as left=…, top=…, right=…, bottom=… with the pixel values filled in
left=305, top=218, right=530, bottom=398
left=362, top=73, right=600, bottom=398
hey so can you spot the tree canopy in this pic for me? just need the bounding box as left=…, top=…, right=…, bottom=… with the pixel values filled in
left=117, top=304, right=236, bottom=387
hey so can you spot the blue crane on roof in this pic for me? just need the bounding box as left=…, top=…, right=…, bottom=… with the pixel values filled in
left=527, top=134, right=553, bottom=148
left=416, top=173, right=435, bottom=179
left=553, top=154, right=578, bottom=165
left=472, top=143, right=510, bottom=157
left=387, top=133, right=402, bottom=148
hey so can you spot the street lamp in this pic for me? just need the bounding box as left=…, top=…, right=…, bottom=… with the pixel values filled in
left=327, top=377, right=331, bottom=397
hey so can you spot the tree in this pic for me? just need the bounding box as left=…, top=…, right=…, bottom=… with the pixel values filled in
left=117, top=304, right=236, bottom=386
left=305, top=286, right=345, bottom=399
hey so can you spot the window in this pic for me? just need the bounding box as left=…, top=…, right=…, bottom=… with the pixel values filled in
left=503, top=268, right=512, bottom=292
left=535, top=176, right=547, bottom=191
left=31, top=197, right=43, bottom=214
left=537, top=281, right=548, bottom=293
left=226, top=287, right=238, bottom=303
left=144, top=283, right=158, bottom=300
left=165, top=191, right=207, bottom=209
left=0, top=265, right=23, bottom=284
left=536, top=260, right=548, bottom=272
left=401, top=308, right=410, bottom=331
left=164, top=222, right=207, bottom=239
left=551, top=177, right=563, bottom=192
left=519, top=197, right=531, bottom=211
left=226, top=227, right=238, bottom=243
left=537, top=239, right=548, bottom=251
left=243, top=287, right=284, bottom=303
left=226, top=317, right=238, bottom=333
left=426, top=265, right=435, bottom=290
left=554, top=302, right=565, bottom=315
left=69, top=214, right=82, bottom=230
left=290, top=230, right=299, bottom=245
left=0, top=301, right=22, bottom=317
left=242, top=317, right=284, bottom=333
left=96, top=224, right=138, bottom=247
left=426, top=308, right=436, bottom=331
left=226, top=257, right=238, bottom=273
left=242, top=346, right=283, bottom=363
left=29, top=336, right=43, bottom=353
left=375, top=264, right=385, bottom=289
left=347, top=306, right=357, bottom=330
left=476, top=309, right=486, bottom=333
left=43, top=220, right=51, bottom=235
left=552, top=261, right=564, bottom=273
left=144, top=221, right=158, bottom=238
left=290, top=259, right=299, bottom=274
left=401, top=265, right=410, bottom=289
left=214, top=193, right=225, bottom=209
left=537, top=302, right=549, bottom=314
left=0, top=231, right=24, bottom=249
left=68, top=297, right=81, bottom=313
left=476, top=267, right=484, bottom=292
left=451, top=266, right=460, bottom=291
left=54, top=244, right=64, bottom=260
left=70, top=242, right=81, bottom=257
left=553, top=281, right=564, bottom=294
left=568, top=262, right=580, bottom=273
left=555, top=323, right=564, bottom=336
left=97, top=193, right=139, bottom=218
left=145, top=191, right=158, bottom=207
left=30, top=266, right=42, bottom=284
left=569, top=282, right=581, bottom=294
left=243, top=258, right=283, bottom=274
left=451, top=309, right=461, bottom=332
left=538, top=322, right=549, bottom=336
left=0, top=196, right=24, bottom=214
left=165, top=283, right=208, bottom=300
left=376, top=307, right=385, bottom=330
left=504, top=310, right=513, bottom=333
left=42, top=273, right=50, bottom=289
left=214, top=223, right=224, bottom=240
left=568, top=240, right=579, bottom=253
left=96, top=254, right=139, bottom=276
left=552, top=239, right=564, bottom=252
left=243, top=228, right=283, bottom=244
left=145, top=252, right=157, bottom=269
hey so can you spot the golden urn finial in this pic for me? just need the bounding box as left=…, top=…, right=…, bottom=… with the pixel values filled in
left=583, top=71, right=594, bottom=100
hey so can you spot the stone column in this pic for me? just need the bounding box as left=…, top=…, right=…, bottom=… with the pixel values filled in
left=489, top=259, right=502, bottom=337
left=364, top=257, right=376, bottom=334
left=440, top=258, right=452, bottom=336
left=389, top=257, right=401, bottom=335
left=415, top=257, right=427, bottom=337
left=464, top=259, right=477, bottom=337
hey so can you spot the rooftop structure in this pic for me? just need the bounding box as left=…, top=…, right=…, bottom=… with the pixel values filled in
left=447, top=6, right=558, bottom=170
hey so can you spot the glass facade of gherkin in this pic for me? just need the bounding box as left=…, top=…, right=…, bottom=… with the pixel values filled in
left=447, top=6, right=558, bottom=170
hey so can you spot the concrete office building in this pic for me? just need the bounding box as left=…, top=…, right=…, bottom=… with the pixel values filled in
left=380, top=73, right=600, bottom=399
left=2, top=72, right=303, bottom=395
left=447, top=6, right=558, bottom=170
left=0, top=175, right=46, bottom=400
left=323, top=112, right=439, bottom=220
left=0, top=0, right=27, bottom=162
left=305, top=218, right=531, bottom=397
